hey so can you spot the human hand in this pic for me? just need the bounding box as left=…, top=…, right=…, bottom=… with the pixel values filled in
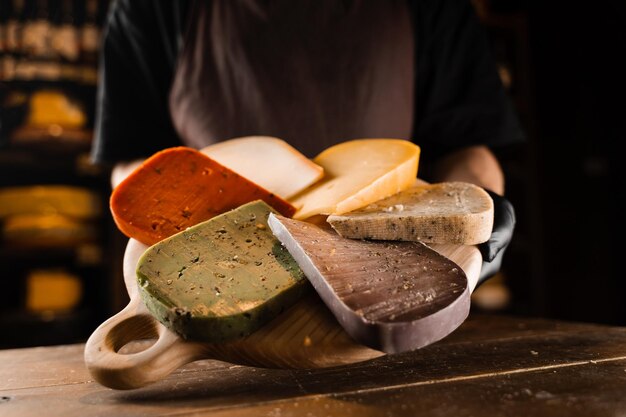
left=477, top=190, right=516, bottom=286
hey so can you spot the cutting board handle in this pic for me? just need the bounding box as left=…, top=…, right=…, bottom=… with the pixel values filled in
left=84, top=287, right=206, bottom=390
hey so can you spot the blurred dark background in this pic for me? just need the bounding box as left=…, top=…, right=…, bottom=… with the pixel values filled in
left=1, top=0, right=625, bottom=348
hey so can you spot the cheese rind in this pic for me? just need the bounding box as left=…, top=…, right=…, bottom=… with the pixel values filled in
left=292, top=139, right=420, bottom=219
left=327, top=182, right=494, bottom=245
left=201, top=136, right=324, bottom=199
left=136, top=201, right=309, bottom=342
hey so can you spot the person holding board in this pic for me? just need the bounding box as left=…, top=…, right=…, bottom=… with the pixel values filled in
left=91, top=0, right=523, bottom=284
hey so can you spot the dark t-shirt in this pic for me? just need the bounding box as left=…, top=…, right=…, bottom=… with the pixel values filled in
left=91, top=0, right=524, bottom=169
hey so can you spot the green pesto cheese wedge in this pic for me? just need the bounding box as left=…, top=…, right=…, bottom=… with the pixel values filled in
left=136, top=201, right=309, bottom=342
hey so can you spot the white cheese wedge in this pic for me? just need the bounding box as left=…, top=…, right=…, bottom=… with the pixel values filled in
left=200, top=136, right=324, bottom=199
left=291, top=139, right=420, bottom=220
left=327, top=181, right=494, bottom=245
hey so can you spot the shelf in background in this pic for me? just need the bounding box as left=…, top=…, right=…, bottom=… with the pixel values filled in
left=0, top=308, right=95, bottom=349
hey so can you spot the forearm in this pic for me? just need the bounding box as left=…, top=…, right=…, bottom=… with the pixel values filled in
left=430, top=145, right=505, bottom=195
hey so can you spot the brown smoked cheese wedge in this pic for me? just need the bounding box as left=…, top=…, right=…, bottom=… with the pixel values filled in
left=110, top=147, right=295, bottom=245
left=268, top=213, right=470, bottom=354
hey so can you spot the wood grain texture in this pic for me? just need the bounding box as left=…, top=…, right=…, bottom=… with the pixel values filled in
left=327, top=181, right=494, bottom=245
left=4, top=317, right=626, bottom=417
left=268, top=213, right=470, bottom=353
left=84, top=234, right=481, bottom=390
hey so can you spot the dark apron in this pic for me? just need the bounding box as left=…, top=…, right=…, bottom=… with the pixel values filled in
left=169, top=0, right=414, bottom=157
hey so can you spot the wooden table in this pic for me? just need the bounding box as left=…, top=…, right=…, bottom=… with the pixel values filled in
left=2, top=313, right=626, bottom=417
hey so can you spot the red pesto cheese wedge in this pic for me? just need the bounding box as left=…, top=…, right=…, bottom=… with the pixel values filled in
left=110, top=147, right=296, bottom=245
left=291, top=139, right=420, bottom=220
left=200, top=136, right=324, bottom=200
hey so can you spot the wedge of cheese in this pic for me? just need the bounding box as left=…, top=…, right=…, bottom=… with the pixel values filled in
left=291, top=139, right=420, bottom=220
left=201, top=136, right=324, bottom=199
left=327, top=182, right=494, bottom=245
left=136, top=201, right=309, bottom=342
left=110, top=147, right=296, bottom=246
left=268, top=213, right=469, bottom=353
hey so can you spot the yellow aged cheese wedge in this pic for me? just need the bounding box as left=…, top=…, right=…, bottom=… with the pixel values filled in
left=201, top=136, right=324, bottom=199
left=291, top=139, right=420, bottom=220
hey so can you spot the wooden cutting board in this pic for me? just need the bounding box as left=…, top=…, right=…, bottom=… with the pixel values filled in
left=84, top=236, right=481, bottom=390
